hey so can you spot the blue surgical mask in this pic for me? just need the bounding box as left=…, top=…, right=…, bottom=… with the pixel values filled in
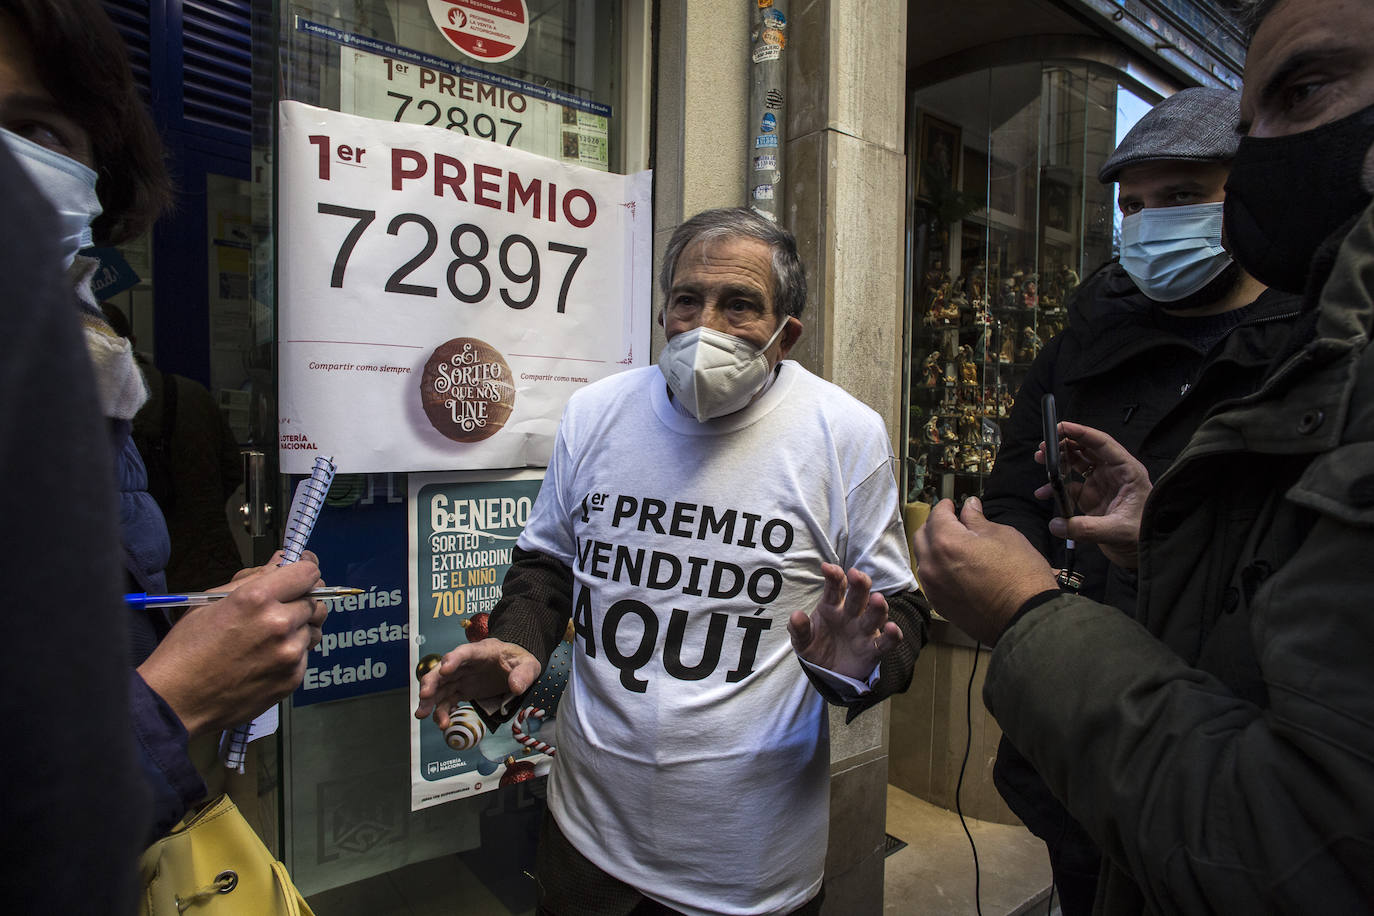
left=1119, top=202, right=1232, bottom=303
left=0, top=128, right=102, bottom=272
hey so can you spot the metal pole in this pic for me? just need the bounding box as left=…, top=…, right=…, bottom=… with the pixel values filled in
left=748, top=0, right=788, bottom=221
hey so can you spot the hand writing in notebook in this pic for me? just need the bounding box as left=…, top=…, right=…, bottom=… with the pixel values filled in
left=136, top=549, right=327, bottom=737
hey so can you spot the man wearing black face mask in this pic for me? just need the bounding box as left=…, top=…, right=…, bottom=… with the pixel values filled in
left=1223, top=9, right=1374, bottom=300
left=908, top=0, right=1374, bottom=912
left=981, top=87, right=1301, bottom=916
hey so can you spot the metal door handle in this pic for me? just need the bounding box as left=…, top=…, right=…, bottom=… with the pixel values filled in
left=239, top=449, right=272, bottom=536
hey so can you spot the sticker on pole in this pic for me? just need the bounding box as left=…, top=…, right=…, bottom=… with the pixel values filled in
left=427, top=0, right=529, bottom=63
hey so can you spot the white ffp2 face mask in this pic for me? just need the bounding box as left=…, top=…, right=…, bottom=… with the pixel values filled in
left=1118, top=201, right=1232, bottom=303
left=657, top=317, right=790, bottom=421
left=0, top=128, right=101, bottom=272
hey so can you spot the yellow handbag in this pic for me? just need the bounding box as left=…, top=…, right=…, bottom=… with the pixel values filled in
left=138, top=794, right=315, bottom=915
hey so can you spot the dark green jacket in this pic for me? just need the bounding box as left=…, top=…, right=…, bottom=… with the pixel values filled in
left=985, top=200, right=1374, bottom=914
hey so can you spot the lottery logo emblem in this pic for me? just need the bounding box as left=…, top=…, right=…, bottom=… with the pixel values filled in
left=420, top=337, right=516, bottom=443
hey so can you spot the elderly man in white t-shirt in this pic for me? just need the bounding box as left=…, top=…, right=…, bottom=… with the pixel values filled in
left=417, top=207, right=928, bottom=916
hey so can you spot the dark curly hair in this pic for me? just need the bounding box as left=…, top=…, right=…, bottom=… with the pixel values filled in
left=1, top=0, right=172, bottom=244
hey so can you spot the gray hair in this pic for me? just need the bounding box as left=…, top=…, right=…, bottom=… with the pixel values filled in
left=659, top=207, right=807, bottom=319
left=1225, top=0, right=1284, bottom=34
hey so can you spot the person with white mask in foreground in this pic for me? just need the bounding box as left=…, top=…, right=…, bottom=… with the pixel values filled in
left=418, top=207, right=930, bottom=916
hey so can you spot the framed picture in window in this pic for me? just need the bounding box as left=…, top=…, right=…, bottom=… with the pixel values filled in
left=916, top=113, right=961, bottom=203
left=988, top=155, right=1017, bottom=215
left=962, top=146, right=987, bottom=198
left=1041, top=239, right=1070, bottom=281
left=1040, top=175, right=1072, bottom=232
left=913, top=202, right=949, bottom=300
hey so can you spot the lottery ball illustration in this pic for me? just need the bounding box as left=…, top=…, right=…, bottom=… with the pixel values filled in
left=530, top=640, right=572, bottom=710
left=438, top=701, right=488, bottom=750
left=462, top=612, right=490, bottom=642
left=420, top=337, right=515, bottom=442
left=499, top=757, right=537, bottom=787
left=415, top=653, right=443, bottom=682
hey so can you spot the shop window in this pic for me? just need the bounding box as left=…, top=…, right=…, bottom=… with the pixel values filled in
left=279, top=0, right=623, bottom=172
left=257, top=2, right=642, bottom=910
left=904, top=62, right=1153, bottom=505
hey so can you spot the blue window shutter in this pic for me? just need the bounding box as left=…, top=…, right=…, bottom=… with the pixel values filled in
left=179, top=0, right=253, bottom=139
left=102, top=0, right=155, bottom=106
left=101, top=0, right=252, bottom=146
left=99, top=0, right=253, bottom=388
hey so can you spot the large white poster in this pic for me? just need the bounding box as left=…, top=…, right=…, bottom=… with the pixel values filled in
left=278, top=100, right=651, bottom=473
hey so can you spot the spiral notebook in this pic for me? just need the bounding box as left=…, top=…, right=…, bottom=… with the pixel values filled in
left=220, top=454, right=337, bottom=772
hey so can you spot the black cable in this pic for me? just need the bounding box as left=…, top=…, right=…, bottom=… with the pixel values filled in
left=955, top=641, right=983, bottom=916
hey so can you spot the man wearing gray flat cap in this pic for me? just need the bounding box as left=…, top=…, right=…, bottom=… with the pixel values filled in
left=978, top=85, right=1303, bottom=915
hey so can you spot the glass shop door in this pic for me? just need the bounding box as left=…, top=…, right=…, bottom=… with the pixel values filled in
left=902, top=59, right=1158, bottom=509
left=252, top=3, right=650, bottom=912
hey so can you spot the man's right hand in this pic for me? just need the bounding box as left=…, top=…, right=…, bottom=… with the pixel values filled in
left=414, top=639, right=542, bottom=727
left=912, top=497, right=1059, bottom=646
left=1035, top=421, right=1152, bottom=569
left=136, top=556, right=327, bottom=736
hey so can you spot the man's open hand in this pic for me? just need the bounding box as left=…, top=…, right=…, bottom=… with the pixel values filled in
left=414, top=638, right=542, bottom=727
left=787, top=564, right=902, bottom=680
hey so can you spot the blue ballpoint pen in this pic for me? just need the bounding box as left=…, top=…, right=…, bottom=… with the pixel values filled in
left=125, top=586, right=362, bottom=609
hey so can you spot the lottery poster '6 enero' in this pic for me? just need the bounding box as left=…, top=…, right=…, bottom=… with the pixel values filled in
left=277, top=101, right=652, bottom=474
left=408, top=469, right=564, bottom=809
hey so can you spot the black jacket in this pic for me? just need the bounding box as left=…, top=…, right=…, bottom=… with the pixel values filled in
left=0, top=146, right=150, bottom=913
left=983, top=263, right=1303, bottom=614
left=981, top=262, right=1302, bottom=880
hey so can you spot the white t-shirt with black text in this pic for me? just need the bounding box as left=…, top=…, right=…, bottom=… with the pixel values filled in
left=517, top=361, right=915, bottom=916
